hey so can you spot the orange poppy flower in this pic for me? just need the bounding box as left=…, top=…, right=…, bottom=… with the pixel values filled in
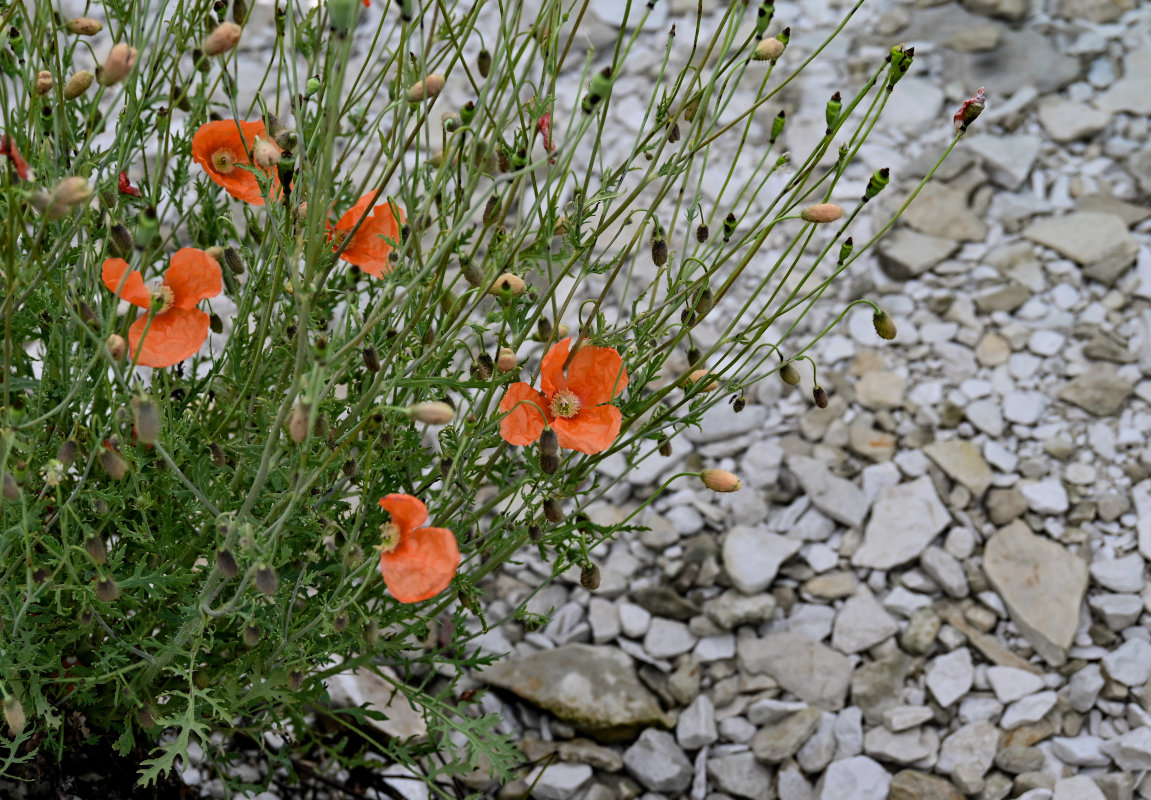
left=376, top=494, right=460, bottom=603
left=330, top=191, right=405, bottom=277
left=499, top=337, right=629, bottom=454
left=102, top=248, right=223, bottom=368
left=191, top=120, right=278, bottom=205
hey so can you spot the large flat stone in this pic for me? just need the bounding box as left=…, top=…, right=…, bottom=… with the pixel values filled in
left=738, top=633, right=852, bottom=710
left=789, top=455, right=870, bottom=528
left=1023, top=212, right=1139, bottom=286
left=852, top=476, right=951, bottom=570
left=982, top=521, right=1088, bottom=666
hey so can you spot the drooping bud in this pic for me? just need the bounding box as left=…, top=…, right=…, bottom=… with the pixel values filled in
left=56, top=439, right=78, bottom=467
left=753, top=37, right=784, bottom=62
left=35, top=70, right=53, bottom=95
left=659, top=438, right=673, bottom=457
left=252, top=137, right=281, bottom=168
left=109, top=223, right=134, bottom=257
left=770, top=110, right=786, bottom=143
left=203, top=22, right=242, bottom=56
left=45, top=176, right=93, bottom=219
left=696, top=223, right=709, bottom=243
left=651, top=228, right=667, bottom=266
left=99, top=446, right=128, bottom=480
left=543, top=497, right=564, bottom=524
left=3, top=696, right=25, bottom=735
left=98, top=43, right=138, bottom=87
left=666, top=122, right=680, bottom=143
left=780, top=362, right=800, bottom=385
left=2, top=472, right=18, bottom=501
left=684, top=369, right=718, bottom=392
left=873, top=309, right=897, bottom=340
left=731, top=393, right=746, bottom=413
left=497, top=347, right=518, bottom=374
left=64, top=70, right=94, bottom=99
left=222, top=247, right=244, bottom=275
left=408, top=74, right=445, bottom=103
left=131, top=396, right=160, bottom=444
left=66, top=17, right=103, bottom=35
left=362, top=346, right=380, bottom=372
left=460, top=100, right=477, bottom=126
left=84, top=535, right=108, bottom=564
left=333, top=611, right=349, bottom=633
left=580, top=563, right=601, bottom=591
left=489, top=273, right=526, bottom=297
left=216, top=547, right=239, bottom=578
left=106, top=334, right=127, bottom=360
left=477, top=49, right=491, bottom=78
left=813, top=386, right=829, bottom=408
left=95, top=575, right=120, bottom=602
left=242, top=621, right=261, bottom=648
left=409, top=401, right=454, bottom=425
left=800, top=203, right=843, bottom=224
left=723, top=212, right=737, bottom=242
left=255, top=563, right=278, bottom=595
left=288, top=402, right=311, bottom=443
left=537, top=317, right=554, bottom=341
left=700, top=468, right=742, bottom=493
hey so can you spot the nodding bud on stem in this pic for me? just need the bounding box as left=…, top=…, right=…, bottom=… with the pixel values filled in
left=223, top=247, right=244, bottom=274
left=754, top=37, right=785, bottom=61
left=252, top=137, right=281, bottom=168
left=84, top=536, right=107, bottom=565
left=95, top=575, right=120, bottom=602
left=106, top=334, right=127, bottom=360
left=497, top=347, right=518, bottom=374
left=489, top=273, right=525, bottom=297
left=873, top=309, right=897, bottom=340
left=780, top=362, right=801, bottom=386
left=64, top=70, right=94, bottom=99
left=543, top=497, right=564, bottom=524
left=110, top=224, right=134, bottom=257
left=362, top=346, right=380, bottom=372
left=580, top=563, right=601, bottom=591
left=723, top=212, right=737, bottom=242
left=98, top=43, right=137, bottom=87
left=216, top=547, right=238, bottom=578
left=242, top=622, right=261, bottom=648
left=477, top=49, right=491, bottom=77
left=410, top=401, right=454, bottom=425
left=651, top=228, right=668, bottom=267
left=659, top=438, right=672, bottom=457
left=66, top=17, right=103, bottom=35
left=696, top=223, right=709, bottom=243
left=887, top=44, right=914, bottom=88
left=685, top=369, right=719, bottom=392
left=45, top=176, right=93, bottom=219
left=813, top=386, right=829, bottom=408
left=35, top=70, right=52, bottom=95
left=56, top=439, right=78, bottom=467
left=700, top=468, right=742, bottom=493
left=408, top=74, right=445, bottom=103
left=800, top=203, right=843, bottom=224
left=3, top=696, right=26, bottom=735
left=203, top=22, right=242, bottom=56
left=255, top=563, right=278, bottom=595
left=289, top=403, right=311, bottom=443
left=131, top=396, right=160, bottom=444
left=99, top=446, right=128, bottom=480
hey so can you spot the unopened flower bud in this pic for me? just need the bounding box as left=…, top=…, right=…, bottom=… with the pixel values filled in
left=66, top=17, right=103, bottom=35
left=216, top=547, right=239, bottom=578
left=64, top=70, right=94, bottom=99
left=953, top=86, right=986, bottom=134
left=696, top=223, right=709, bottom=243
left=537, top=318, right=554, bottom=341
left=56, top=439, right=78, bottom=467
left=813, top=386, right=829, bottom=408
left=332, top=611, right=349, bottom=633
left=408, top=74, right=445, bottom=103
left=489, top=273, right=525, bottom=297
left=659, top=438, right=673, bottom=457
left=242, top=621, right=261, bottom=648
left=252, top=137, right=281, bottom=168
left=98, top=43, right=137, bottom=87
left=2, top=472, right=18, bottom=501
left=137, top=703, right=156, bottom=729
left=800, top=203, right=843, bottom=224
left=35, top=70, right=53, bottom=95
left=222, top=247, right=244, bottom=275
left=203, top=21, right=242, bottom=56
left=84, top=536, right=107, bottom=565
left=99, top=447, right=128, bottom=480
left=3, top=696, right=25, bottom=735
left=770, top=110, right=786, bottom=143
left=289, top=403, right=311, bottom=443
left=109, top=223, right=134, bottom=257
left=873, top=309, right=897, bottom=340
left=684, top=369, right=718, bottom=392
left=580, top=563, right=601, bottom=591
left=305, top=76, right=322, bottom=97
left=362, top=345, right=380, bottom=372
left=864, top=168, right=890, bottom=201
left=255, top=563, right=278, bottom=595
left=723, top=212, right=737, bottom=241
left=780, top=362, right=800, bottom=385
left=753, top=37, right=785, bottom=61
left=410, top=401, right=454, bottom=425
left=529, top=524, right=543, bottom=543
left=700, top=468, right=742, bottom=493
left=495, top=347, right=518, bottom=374
left=824, top=90, right=841, bottom=132
left=651, top=231, right=668, bottom=267
left=95, top=575, right=120, bottom=602
left=682, top=94, right=700, bottom=122
left=543, top=497, right=564, bottom=524
left=106, top=333, right=127, bottom=361
left=131, top=396, right=160, bottom=444
left=477, top=48, right=492, bottom=77
left=46, top=176, right=93, bottom=219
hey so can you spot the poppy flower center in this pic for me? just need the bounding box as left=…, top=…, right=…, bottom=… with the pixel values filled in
left=550, top=389, right=581, bottom=419
left=377, top=521, right=401, bottom=554
left=148, top=283, right=176, bottom=314
left=210, top=148, right=238, bottom=174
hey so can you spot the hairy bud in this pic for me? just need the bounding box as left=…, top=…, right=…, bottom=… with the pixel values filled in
left=543, top=497, right=564, bottom=524
left=35, top=70, right=53, bottom=95
left=580, top=563, right=601, bottom=591
left=409, top=401, right=454, bottom=425
left=3, top=696, right=25, bottom=735
left=203, top=22, right=242, bottom=56
left=873, top=309, right=897, bottom=340
left=700, top=468, right=742, bottom=493
left=215, top=548, right=239, bottom=578
left=98, top=43, right=138, bottom=87
left=95, top=575, right=120, bottom=602
left=64, top=70, right=94, bottom=99
left=84, top=536, right=108, bottom=565
left=66, top=17, right=104, bottom=35
left=408, top=74, right=445, bottom=103
left=800, top=203, right=843, bottom=224
left=255, top=563, right=278, bottom=595
left=780, top=362, right=800, bottom=386
left=813, top=386, right=829, bottom=409
left=131, top=396, right=160, bottom=444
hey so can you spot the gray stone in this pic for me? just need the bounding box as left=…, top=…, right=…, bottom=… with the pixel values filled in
left=524, top=763, right=592, bottom=800
left=864, top=726, right=940, bottom=765
left=1067, top=664, right=1104, bottom=713
left=883, top=706, right=935, bottom=732
left=853, top=476, right=951, bottom=570
left=622, top=729, right=693, bottom=793
left=478, top=645, right=669, bottom=740
left=676, top=694, right=717, bottom=750
left=738, top=633, right=852, bottom=710
left=856, top=371, right=907, bottom=410
left=722, top=526, right=802, bottom=595
left=902, top=183, right=988, bottom=243
left=1037, top=97, right=1110, bottom=143
left=995, top=746, right=1045, bottom=774
left=851, top=652, right=912, bottom=726
left=982, top=521, right=1088, bottom=666
left=926, top=648, right=975, bottom=708
left=643, top=618, right=698, bottom=659
left=707, top=751, right=773, bottom=800
left=949, top=30, right=1081, bottom=98
left=1059, top=364, right=1134, bottom=416
left=1089, top=553, right=1145, bottom=593
left=964, top=134, right=1042, bottom=190
left=1052, top=776, right=1107, bottom=800
left=702, top=591, right=776, bottom=630
left=878, top=228, right=962, bottom=280
left=817, top=756, right=890, bottom=800
left=1101, top=727, right=1151, bottom=771
left=1000, top=691, right=1057, bottom=729
left=1100, top=637, right=1151, bottom=687
left=924, top=440, right=994, bottom=497
left=1051, top=736, right=1109, bottom=767
left=888, top=770, right=965, bottom=800
left=1089, top=594, right=1143, bottom=630
left=1020, top=479, right=1070, bottom=515
left=1094, top=48, right=1151, bottom=117
left=936, top=720, right=999, bottom=776
left=588, top=598, right=620, bottom=645
left=985, top=666, right=1044, bottom=704
left=960, top=0, right=1028, bottom=21
left=685, top=402, right=769, bottom=445
left=920, top=547, right=969, bottom=599
left=831, top=587, right=899, bottom=654
left=789, top=455, right=870, bottom=528
left=1055, top=0, right=1134, bottom=21
left=797, top=712, right=837, bottom=773
left=752, top=706, right=823, bottom=763
left=1023, top=213, right=1138, bottom=286
left=901, top=607, right=942, bottom=655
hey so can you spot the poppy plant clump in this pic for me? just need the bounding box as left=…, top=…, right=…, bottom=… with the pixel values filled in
left=499, top=337, right=629, bottom=455
left=376, top=494, right=460, bottom=603
left=102, top=248, right=223, bottom=368
left=330, top=190, right=406, bottom=276
left=191, top=120, right=278, bottom=205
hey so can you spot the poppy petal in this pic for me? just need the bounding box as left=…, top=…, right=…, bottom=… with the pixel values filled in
left=127, top=307, right=210, bottom=368
left=379, top=526, right=460, bottom=603
left=102, top=258, right=152, bottom=309
left=498, top=382, right=548, bottom=446
left=539, top=337, right=571, bottom=398
left=165, top=248, right=223, bottom=308
left=334, top=192, right=405, bottom=277
left=191, top=120, right=276, bottom=206
left=378, top=493, right=428, bottom=534
left=552, top=405, right=622, bottom=454
left=566, top=344, right=629, bottom=407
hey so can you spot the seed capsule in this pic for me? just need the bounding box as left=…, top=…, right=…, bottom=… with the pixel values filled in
left=780, top=362, right=800, bottom=386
